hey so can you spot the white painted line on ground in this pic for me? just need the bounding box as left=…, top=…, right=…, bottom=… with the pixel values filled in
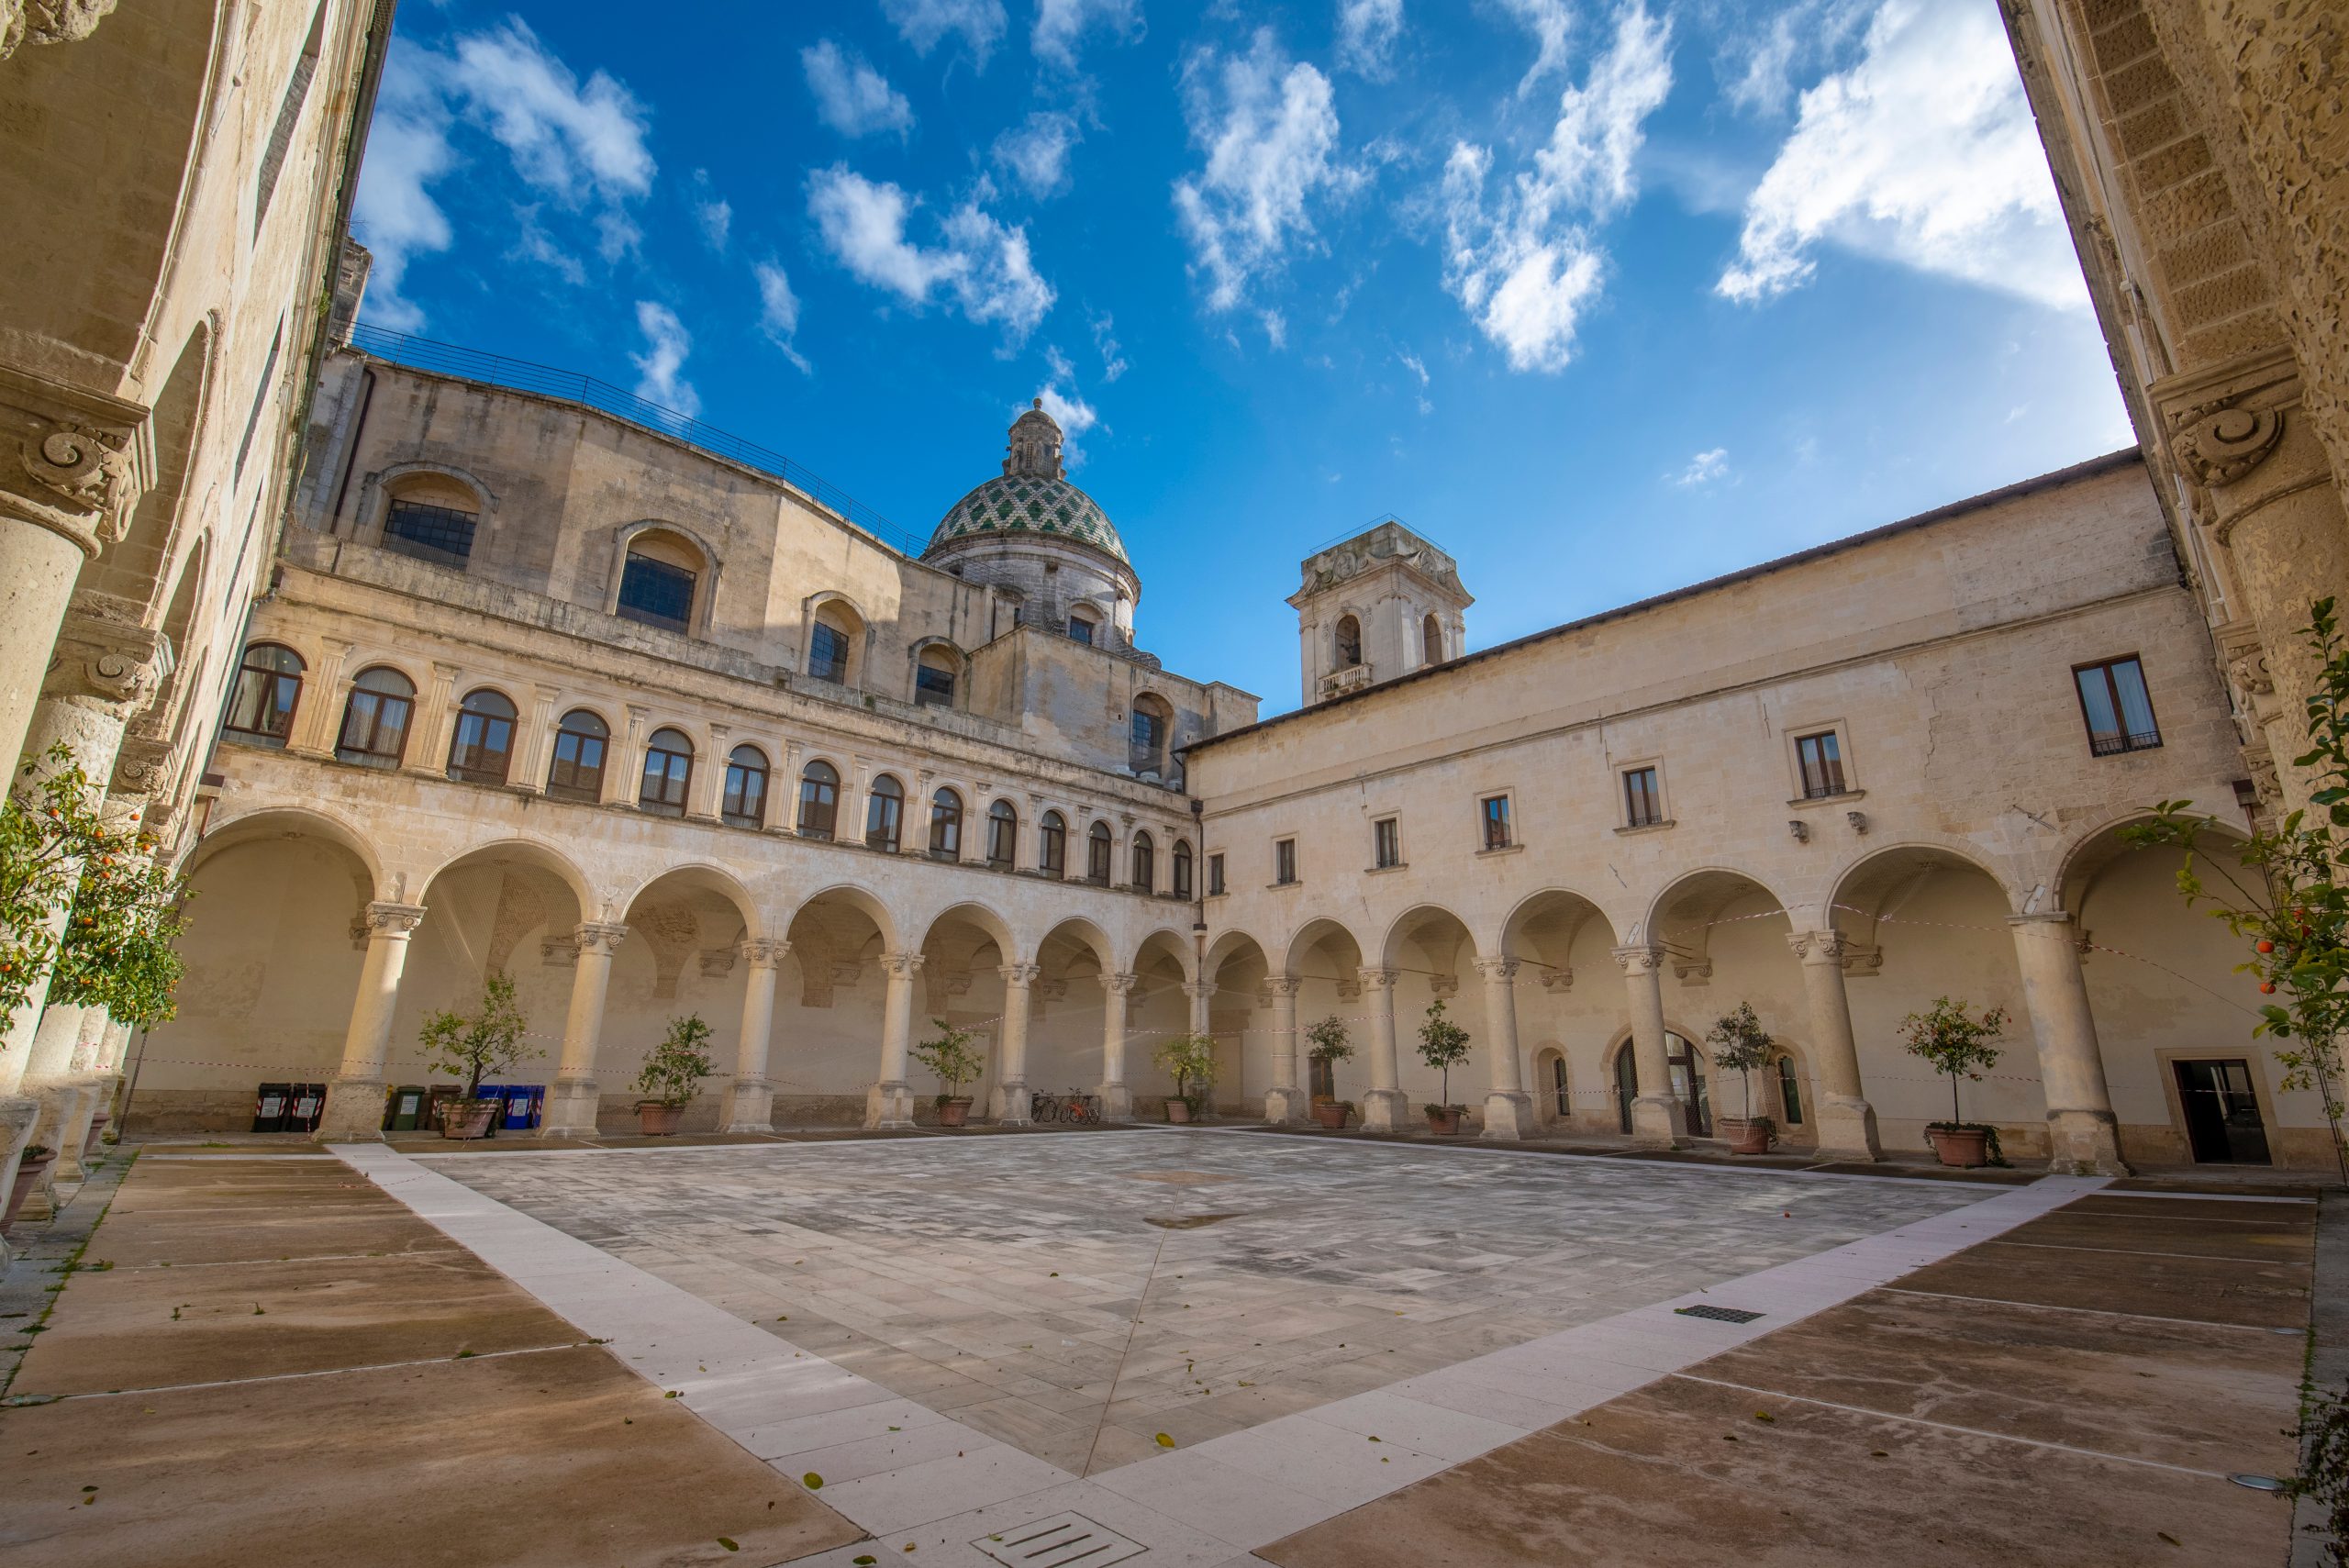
left=333, top=1140, right=2106, bottom=1564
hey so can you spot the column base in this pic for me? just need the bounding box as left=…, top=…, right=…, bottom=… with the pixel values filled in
left=54, top=1084, right=99, bottom=1175
left=719, top=1079, right=774, bottom=1135
left=989, top=1078, right=1031, bottom=1127
left=1811, top=1094, right=1881, bottom=1162
left=1481, top=1091, right=1535, bottom=1141
left=865, top=1080, right=916, bottom=1129
left=2045, top=1108, right=2131, bottom=1176
left=38, top=1084, right=91, bottom=1183
left=1358, top=1087, right=1410, bottom=1132
left=540, top=1078, right=604, bottom=1139
left=0, top=1097, right=37, bottom=1267
left=316, top=1078, right=388, bottom=1142
left=1095, top=1083, right=1133, bottom=1123
left=1630, top=1093, right=1689, bottom=1149
left=1264, top=1085, right=1308, bottom=1125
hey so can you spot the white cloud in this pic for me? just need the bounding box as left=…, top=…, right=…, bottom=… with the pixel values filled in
left=593, top=209, right=640, bottom=261
left=352, top=39, right=457, bottom=330
left=1173, top=29, right=1361, bottom=314
left=1337, top=0, right=1403, bottom=79
left=1717, top=0, right=2087, bottom=311
left=1497, top=0, right=1575, bottom=95
left=630, top=301, right=699, bottom=416
left=1090, top=309, right=1128, bottom=381
left=1034, top=0, right=1141, bottom=71
left=882, top=0, right=1008, bottom=67
left=755, top=261, right=812, bottom=375
left=445, top=20, right=654, bottom=202
left=1397, top=347, right=1431, bottom=413
left=993, top=111, right=1080, bottom=197
left=1030, top=378, right=1100, bottom=468
left=802, top=39, right=915, bottom=139
left=691, top=169, right=731, bottom=251
left=1718, top=0, right=1867, bottom=117
left=1671, top=446, right=1729, bottom=485
left=510, top=206, right=586, bottom=284
left=807, top=165, right=1055, bottom=341
left=1442, top=1, right=1673, bottom=372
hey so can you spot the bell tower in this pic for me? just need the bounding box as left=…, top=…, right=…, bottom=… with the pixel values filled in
left=1289, top=518, right=1472, bottom=706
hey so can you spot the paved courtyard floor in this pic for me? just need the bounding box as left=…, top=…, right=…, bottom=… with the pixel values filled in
left=425, top=1129, right=1985, bottom=1474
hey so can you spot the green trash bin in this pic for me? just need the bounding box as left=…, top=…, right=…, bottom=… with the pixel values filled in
left=383, top=1084, right=427, bottom=1132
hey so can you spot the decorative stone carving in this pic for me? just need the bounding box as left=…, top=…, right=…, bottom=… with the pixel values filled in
left=0, top=365, right=152, bottom=553
left=696, top=948, right=738, bottom=979
left=997, top=962, right=1041, bottom=987
left=1357, top=966, right=1399, bottom=992
left=540, top=937, right=579, bottom=968
left=1471, top=956, right=1520, bottom=984
left=573, top=921, right=629, bottom=959
left=362, top=902, right=429, bottom=938
left=2172, top=399, right=2285, bottom=489
left=738, top=938, right=790, bottom=968
left=1537, top=967, right=1574, bottom=993
left=1261, top=974, right=1302, bottom=999
left=1610, top=945, right=1665, bottom=976
left=47, top=613, right=172, bottom=716
left=1429, top=971, right=1461, bottom=997
left=1670, top=955, right=1712, bottom=985
left=1, top=0, right=117, bottom=58
left=1100, top=971, right=1140, bottom=996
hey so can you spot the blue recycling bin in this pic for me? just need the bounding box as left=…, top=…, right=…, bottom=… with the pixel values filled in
left=501, top=1085, right=543, bottom=1131
left=472, top=1084, right=511, bottom=1137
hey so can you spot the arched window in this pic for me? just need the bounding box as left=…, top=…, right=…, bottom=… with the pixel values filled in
left=1130, top=693, right=1173, bottom=775
left=807, top=603, right=860, bottom=684
left=1086, top=820, right=1113, bottom=884
left=986, top=800, right=1018, bottom=868
left=446, top=688, right=518, bottom=784
left=1776, top=1054, right=1805, bottom=1127
left=1172, top=839, right=1193, bottom=899
left=546, top=709, right=609, bottom=801
left=722, top=744, right=769, bottom=828
left=1067, top=610, right=1097, bottom=646
left=617, top=532, right=701, bottom=633
left=225, top=642, right=304, bottom=747
left=930, top=787, right=963, bottom=860
left=335, top=666, right=415, bottom=769
left=865, top=773, right=903, bottom=851
left=798, top=760, right=840, bottom=838
left=1039, top=810, right=1066, bottom=877
left=381, top=476, right=479, bottom=567
left=638, top=727, right=694, bottom=817
left=914, top=646, right=958, bottom=708
left=1335, top=614, right=1363, bottom=667
left=1422, top=613, right=1443, bottom=665
left=1130, top=830, right=1154, bottom=892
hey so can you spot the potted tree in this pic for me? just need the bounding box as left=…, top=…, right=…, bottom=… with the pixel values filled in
left=1707, top=1002, right=1777, bottom=1155
left=6, top=1145, right=54, bottom=1226
left=912, top=1018, right=985, bottom=1128
left=1417, top=999, right=1473, bottom=1134
left=1306, top=1015, right=1353, bottom=1129
left=419, top=973, right=535, bottom=1140
left=633, top=1014, right=716, bottom=1134
left=1152, top=1031, right=1219, bottom=1123
left=1899, top=996, right=2009, bottom=1167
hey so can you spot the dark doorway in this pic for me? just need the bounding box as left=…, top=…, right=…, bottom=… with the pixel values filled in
left=2174, top=1059, right=2270, bottom=1164
left=1614, top=1046, right=1636, bottom=1133
left=1551, top=1055, right=1570, bottom=1119
left=1667, top=1032, right=1712, bottom=1138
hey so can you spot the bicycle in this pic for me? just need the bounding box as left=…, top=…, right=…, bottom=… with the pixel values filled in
left=1030, top=1090, right=1063, bottom=1123
left=1063, top=1090, right=1100, bottom=1126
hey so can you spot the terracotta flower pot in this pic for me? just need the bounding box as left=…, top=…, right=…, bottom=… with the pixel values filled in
left=1165, top=1098, right=1193, bottom=1124
left=1424, top=1106, right=1462, bottom=1136
left=637, top=1102, right=685, bottom=1136
left=937, top=1097, right=973, bottom=1129
left=1927, top=1125, right=1990, bottom=1167
left=1718, top=1116, right=1774, bottom=1155
left=83, top=1108, right=110, bottom=1155
left=6, top=1151, right=56, bottom=1227
left=439, top=1100, right=498, bottom=1140
left=1310, top=1101, right=1350, bottom=1130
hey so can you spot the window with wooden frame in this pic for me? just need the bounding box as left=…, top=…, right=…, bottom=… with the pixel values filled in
left=986, top=800, right=1018, bottom=868
left=865, top=774, right=904, bottom=851
left=2074, top=655, right=2162, bottom=756
left=1795, top=730, right=1846, bottom=798
left=445, top=689, right=517, bottom=785
left=546, top=710, right=608, bottom=801
left=1131, top=831, right=1155, bottom=891
left=797, top=760, right=840, bottom=838
left=1172, top=839, right=1194, bottom=898
left=1039, top=810, right=1067, bottom=877
left=1373, top=817, right=1402, bottom=869
left=1274, top=838, right=1298, bottom=885
left=1622, top=766, right=1664, bottom=828
left=1086, top=820, right=1113, bottom=884
left=335, top=667, right=414, bottom=769
left=638, top=728, right=694, bottom=816
left=930, top=788, right=963, bottom=859
left=225, top=643, right=304, bottom=747
left=1208, top=852, right=1226, bottom=896
left=1479, top=795, right=1512, bottom=851
left=721, top=745, right=769, bottom=828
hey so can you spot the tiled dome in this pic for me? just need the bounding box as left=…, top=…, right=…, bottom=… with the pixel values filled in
left=929, top=472, right=1129, bottom=565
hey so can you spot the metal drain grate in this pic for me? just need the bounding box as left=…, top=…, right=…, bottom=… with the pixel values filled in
left=972, top=1511, right=1148, bottom=1566
left=1675, top=1305, right=1765, bottom=1324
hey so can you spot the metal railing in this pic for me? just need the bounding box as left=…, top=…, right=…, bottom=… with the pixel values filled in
left=348, top=324, right=929, bottom=557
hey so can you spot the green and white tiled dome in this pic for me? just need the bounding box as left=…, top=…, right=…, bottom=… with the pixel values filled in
left=925, top=399, right=1130, bottom=568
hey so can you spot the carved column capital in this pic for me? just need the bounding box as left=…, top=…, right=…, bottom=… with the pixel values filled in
left=362, top=901, right=429, bottom=938
left=879, top=951, right=926, bottom=979
left=1101, top=971, right=1141, bottom=996
left=1356, top=966, right=1399, bottom=992
left=0, top=362, right=152, bottom=556
left=737, top=937, right=790, bottom=968
left=573, top=921, right=629, bottom=958
left=1181, top=979, right=1216, bottom=1000
left=1471, top=956, right=1520, bottom=983
left=2172, top=402, right=2285, bottom=488
left=1787, top=929, right=1852, bottom=965
left=1262, top=973, right=1302, bottom=998
left=1610, top=945, right=1665, bottom=976
left=997, top=962, right=1041, bottom=987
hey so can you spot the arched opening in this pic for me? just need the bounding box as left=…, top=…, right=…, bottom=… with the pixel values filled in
left=1334, top=614, right=1363, bottom=669
left=615, top=527, right=708, bottom=634
left=780, top=886, right=897, bottom=1110
left=1039, top=810, right=1067, bottom=878
left=546, top=709, right=609, bottom=802
left=1422, top=613, right=1443, bottom=665
left=913, top=643, right=961, bottom=709
left=1130, top=692, right=1174, bottom=776
left=1383, top=906, right=1485, bottom=1114
left=797, top=760, right=841, bottom=839
left=1085, top=820, right=1114, bottom=884
left=1202, top=929, right=1270, bottom=1108
left=1286, top=917, right=1367, bottom=1103
left=1172, top=839, right=1194, bottom=899
left=929, top=787, right=963, bottom=860
left=865, top=773, right=905, bottom=851
left=1066, top=607, right=1099, bottom=646
left=637, top=727, right=694, bottom=817
left=335, top=666, right=415, bottom=769
left=379, top=472, right=484, bottom=569
left=1500, top=889, right=1620, bottom=1130
left=985, top=800, right=1018, bottom=869
left=1032, top=917, right=1119, bottom=1096
left=1130, top=830, right=1155, bottom=893
left=445, top=688, right=518, bottom=785
left=721, top=744, right=769, bottom=828
left=612, top=865, right=760, bottom=1129
left=807, top=596, right=864, bottom=685
left=224, top=641, right=304, bottom=749
left=915, top=903, right=1014, bottom=1117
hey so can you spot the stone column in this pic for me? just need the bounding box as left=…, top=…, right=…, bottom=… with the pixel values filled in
left=1263, top=974, right=1305, bottom=1123
left=1097, top=972, right=1138, bottom=1121
left=511, top=684, right=562, bottom=795
left=1475, top=957, right=1534, bottom=1140
left=540, top=922, right=629, bottom=1138
left=1183, top=979, right=1217, bottom=1117
left=286, top=636, right=352, bottom=759
left=989, top=962, right=1038, bottom=1125
left=606, top=706, right=648, bottom=806
left=2009, top=914, right=2131, bottom=1175
left=865, top=951, right=922, bottom=1129
left=402, top=662, right=461, bottom=778
left=1612, top=946, right=1687, bottom=1147
left=719, top=938, right=787, bottom=1133
left=1358, top=967, right=1408, bottom=1131
left=1787, top=931, right=1881, bottom=1161
left=0, top=363, right=153, bottom=775
left=19, top=1005, right=93, bottom=1207
left=316, top=902, right=430, bottom=1140
left=686, top=723, right=728, bottom=823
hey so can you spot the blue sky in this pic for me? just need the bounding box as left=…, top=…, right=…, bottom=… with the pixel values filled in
left=354, top=0, right=2132, bottom=713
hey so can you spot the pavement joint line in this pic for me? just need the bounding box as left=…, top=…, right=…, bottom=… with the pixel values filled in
left=1208, top=1126, right=2019, bottom=1188
left=15, top=1340, right=589, bottom=1402
left=139, top=1152, right=345, bottom=1162
left=1982, top=1238, right=2304, bottom=1263
left=108, top=1248, right=473, bottom=1272
left=1878, top=1285, right=2302, bottom=1334
left=2082, top=1193, right=2321, bottom=1209
left=1664, top=1371, right=2240, bottom=1481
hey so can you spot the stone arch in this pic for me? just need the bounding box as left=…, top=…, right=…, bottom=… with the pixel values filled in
left=185, top=802, right=387, bottom=897
left=1038, top=915, right=1117, bottom=974
left=917, top=899, right=1019, bottom=962
left=783, top=884, right=900, bottom=954
left=783, top=885, right=896, bottom=1010
left=621, top=864, right=761, bottom=1001
left=1380, top=904, right=1478, bottom=973
left=618, top=862, right=765, bottom=942
left=803, top=590, right=872, bottom=686
left=609, top=520, right=720, bottom=635
left=1641, top=866, right=1793, bottom=974
left=1283, top=915, right=1367, bottom=980
left=1497, top=888, right=1618, bottom=988
left=2048, top=808, right=2246, bottom=917
left=1131, top=926, right=1195, bottom=984
left=1826, top=841, right=2018, bottom=953
left=81, top=316, right=213, bottom=614
left=417, top=837, right=596, bottom=927
left=917, top=902, right=1015, bottom=1019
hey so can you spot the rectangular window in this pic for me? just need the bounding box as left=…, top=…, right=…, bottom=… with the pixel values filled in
left=617, top=554, right=696, bottom=632
left=381, top=499, right=478, bottom=567
left=914, top=664, right=955, bottom=707
left=808, top=622, right=849, bottom=684
left=1623, top=767, right=1663, bottom=828
left=2075, top=656, right=2161, bottom=755
left=1067, top=617, right=1095, bottom=646
left=1373, top=817, right=1401, bottom=869
left=1480, top=795, right=1512, bottom=851
left=1795, top=730, right=1846, bottom=798
left=1275, top=838, right=1297, bottom=885
left=1207, top=852, right=1226, bottom=895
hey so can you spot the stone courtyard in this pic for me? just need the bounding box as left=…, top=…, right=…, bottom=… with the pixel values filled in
left=423, top=1130, right=1983, bottom=1473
